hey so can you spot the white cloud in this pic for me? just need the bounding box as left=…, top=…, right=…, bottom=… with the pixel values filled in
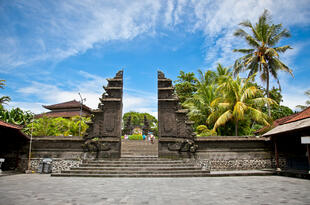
left=2, top=0, right=310, bottom=115
left=123, top=89, right=157, bottom=118
left=15, top=71, right=106, bottom=113
left=13, top=71, right=158, bottom=117
left=1, top=0, right=310, bottom=70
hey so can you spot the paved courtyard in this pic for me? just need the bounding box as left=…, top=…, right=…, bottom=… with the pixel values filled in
left=0, top=174, right=309, bottom=205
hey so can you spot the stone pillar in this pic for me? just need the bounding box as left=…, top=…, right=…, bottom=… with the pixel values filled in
left=157, top=71, right=196, bottom=158
left=83, top=70, right=123, bottom=158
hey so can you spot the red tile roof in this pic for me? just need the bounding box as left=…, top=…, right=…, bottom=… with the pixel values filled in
left=35, top=111, right=90, bottom=118
left=0, top=120, right=29, bottom=139
left=256, top=107, right=310, bottom=134
left=43, top=100, right=91, bottom=112
left=0, top=120, right=22, bottom=129
left=284, top=106, right=310, bottom=124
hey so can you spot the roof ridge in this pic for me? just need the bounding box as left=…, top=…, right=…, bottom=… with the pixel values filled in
left=284, top=106, right=310, bottom=124
left=0, top=119, right=23, bottom=129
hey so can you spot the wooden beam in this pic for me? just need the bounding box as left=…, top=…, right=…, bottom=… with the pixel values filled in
left=307, top=144, right=310, bottom=174
left=274, top=136, right=280, bottom=171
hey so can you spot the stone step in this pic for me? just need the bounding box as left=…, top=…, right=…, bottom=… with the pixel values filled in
left=51, top=173, right=211, bottom=177
left=79, top=163, right=197, bottom=168
left=85, top=157, right=162, bottom=161
left=61, top=170, right=209, bottom=175
left=52, top=157, right=208, bottom=178
left=71, top=167, right=202, bottom=171
left=83, top=160, right=186, bottom=164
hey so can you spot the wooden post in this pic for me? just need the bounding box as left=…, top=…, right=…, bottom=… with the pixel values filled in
left=274, top=137, right=281, bottom=171
left=307, top=144, right=310, bottom=174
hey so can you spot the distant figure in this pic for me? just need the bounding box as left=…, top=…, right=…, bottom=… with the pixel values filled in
left=150, top=134, right=155, bottom=144
left=124, top=134, right=128, bottom=140
left=142, top=135, right=146, bottom=140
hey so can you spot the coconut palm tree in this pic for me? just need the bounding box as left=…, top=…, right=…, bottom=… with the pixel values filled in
left=208, top=74, right=275, bottom=136
left=233, top=9, right=293, bottom=116
left=183, top=68, right=218, bottom=126
left=0, top=79, right=11, bottom=105
left=296, top=90, right=310, bottom=110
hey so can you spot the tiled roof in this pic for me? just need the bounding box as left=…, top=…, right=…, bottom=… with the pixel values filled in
left=262, top=106, right=310, bottom=137
left=35, top=111, right=90, bottom=118
left=255, top=113, right=299, bottom=134
left=284, top=106, right=310, bottom=124
left=0, top=120, right=22, bottom=129
left=43, top=100, right=91, bottom=112
left=0, top=120, right=29, bottom=139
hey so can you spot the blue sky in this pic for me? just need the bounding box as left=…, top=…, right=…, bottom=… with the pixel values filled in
left=1, top=0, right=310, bottom=117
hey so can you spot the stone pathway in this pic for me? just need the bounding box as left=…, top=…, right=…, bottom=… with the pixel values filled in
left=0, top=174, right=310, bottom=205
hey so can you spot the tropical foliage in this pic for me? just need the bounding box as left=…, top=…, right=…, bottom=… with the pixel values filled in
left=233, top=9, right=293, bottom=116
left=296, top=90, right=310, bottom=110
left=123, top=111, right=157, bottom=128
left=174, top=71, right=197, bottom=103
left=27, top=116, right=90, bottom=136
left=0, top=80, right=11, bottom=106
left=207, top=74, right=274, bottom=136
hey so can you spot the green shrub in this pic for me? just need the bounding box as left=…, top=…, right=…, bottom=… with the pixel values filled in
left=128, top=134, right=143, bottom=140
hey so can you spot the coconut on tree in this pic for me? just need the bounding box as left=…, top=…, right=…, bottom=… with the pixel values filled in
left=233, top=9, right=293, bottom=116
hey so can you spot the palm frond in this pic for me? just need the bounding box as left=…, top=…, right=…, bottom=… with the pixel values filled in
left=241, top=86, right=258, bottom=102
left=274, top=45, right=292, bottom=53
left=233, top=102, right=247, bottom=120
left=248, top=107, right=270, bottom=125
left=265, top=48, right=279, bottom=57
left=212, top=110, right=233, bottom=131
left=269, top=28, right=291, bottom=46
left=233, top=48, right=255, bottom=54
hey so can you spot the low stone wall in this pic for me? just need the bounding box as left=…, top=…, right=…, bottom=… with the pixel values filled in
left=19, top=158, right=82, bottom=173
left=15, top=135, right=287, bottom=172
left=195, top=136, right=284, bottom=171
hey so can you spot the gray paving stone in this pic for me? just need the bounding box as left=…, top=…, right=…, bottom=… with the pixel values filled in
left=0, top=174, right=309, bottom=205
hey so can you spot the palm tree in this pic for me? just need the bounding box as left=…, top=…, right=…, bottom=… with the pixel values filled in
left=0, top=79, right=11, bottom=105
left=183, top=64, right=231, bottom=128
left=174, top=71, right=197, bottom=103
left=183, top=70, right=217, bottom=126
left=296, top=90, right=310, bottom=110
left=233, top=9, right=293, bottom=116
left=207, top=74, right=275, bottom=136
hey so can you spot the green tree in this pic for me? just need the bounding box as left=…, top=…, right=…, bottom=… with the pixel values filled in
left=233, top=9, right=293, bottom=116
left=296, top=90, right=310, bottom=110
left=0, top=80, right=11, bottom=106
left=174, top=71, right=197, bottom=103
left=183, top=69, right=217, bottom=127
left=27, top=116, right=89, bottom=136
left=208, top=74, right=275, bottom=136
left=123, top=111, right=157, bottom=128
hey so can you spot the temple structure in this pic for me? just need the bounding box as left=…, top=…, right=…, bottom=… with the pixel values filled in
left=36, top=100, right=92, bottom=118
left=83, top=70, right=123, bottom=158
left=157, top=71, right=197, bottom=158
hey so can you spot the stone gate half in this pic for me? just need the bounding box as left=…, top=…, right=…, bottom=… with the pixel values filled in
left=158, top=71, right=197, bottom=158
left=83, top=70, right=123, bottom=158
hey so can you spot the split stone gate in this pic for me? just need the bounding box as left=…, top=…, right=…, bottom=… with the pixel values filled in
left=83, top=70, right=197, bottom=159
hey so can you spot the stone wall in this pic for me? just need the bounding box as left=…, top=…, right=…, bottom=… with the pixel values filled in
left=19, top=158, right=82, bottom=173
left=194, top=136, right=287, bottom=171
left=17, top=136, right=85, bottom=172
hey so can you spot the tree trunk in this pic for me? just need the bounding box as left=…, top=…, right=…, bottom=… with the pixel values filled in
left=235, top=120, right=238, bottom=136
left=266, top=69, right=271, bottom=117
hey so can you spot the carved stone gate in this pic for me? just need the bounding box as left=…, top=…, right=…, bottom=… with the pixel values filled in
left=83, top=70, right=196, bottom=159
left=157, top=71, right=196, bottom=158
left=83, top=70, right=123, bottom=158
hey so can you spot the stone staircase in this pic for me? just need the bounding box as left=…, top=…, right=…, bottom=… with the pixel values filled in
left=51, top=157, right=210, bottom=177
left=121, top=139, right=158, bottom=157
